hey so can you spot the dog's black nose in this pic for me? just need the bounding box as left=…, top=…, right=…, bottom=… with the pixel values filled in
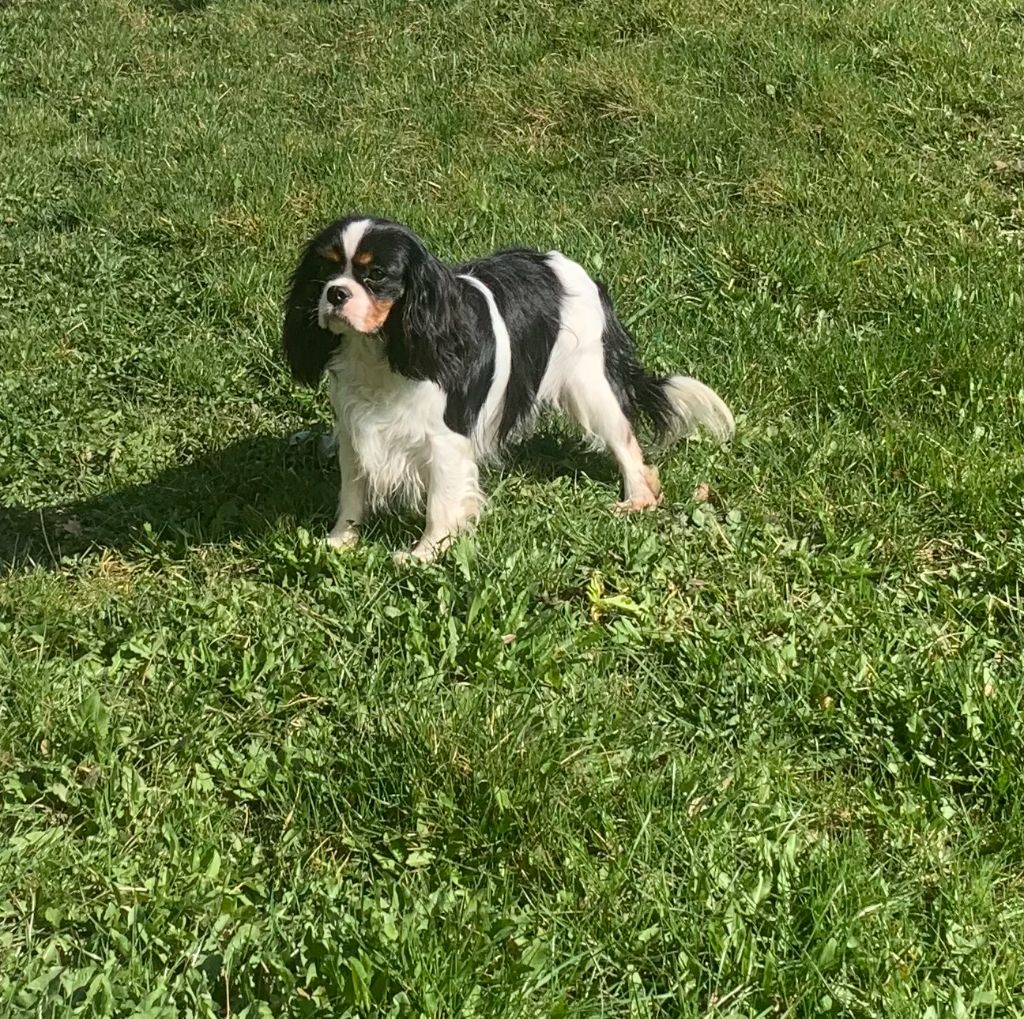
left=326, top=285, right=351, bottom=307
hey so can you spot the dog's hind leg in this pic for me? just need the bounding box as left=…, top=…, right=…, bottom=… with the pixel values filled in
left=560, top=370, right=663, bottom=511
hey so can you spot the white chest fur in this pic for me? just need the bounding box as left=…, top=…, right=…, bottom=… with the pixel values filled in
left=328, top=338, right=447, bottom=508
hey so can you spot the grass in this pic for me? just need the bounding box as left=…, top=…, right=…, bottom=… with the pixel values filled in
left=2, top=0, right=1024, bottom=1014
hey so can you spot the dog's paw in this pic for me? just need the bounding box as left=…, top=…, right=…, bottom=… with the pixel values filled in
left=612, top=466, right=662, bottom=513
left=327, top=527, right=360, bottom=551
left=393, top=538, right=447, bottom=564
left=393, top=548, right=432, bottom=565
left=612, top=493, right=663, bottom=513
left=612, top=484, right=663, bottom=514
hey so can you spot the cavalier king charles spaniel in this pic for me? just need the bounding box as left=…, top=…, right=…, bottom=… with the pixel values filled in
left=283, top=215, right=734, bottom=561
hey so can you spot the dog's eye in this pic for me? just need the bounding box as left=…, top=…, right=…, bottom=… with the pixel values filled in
left=363, top=269, right=386, bottom=286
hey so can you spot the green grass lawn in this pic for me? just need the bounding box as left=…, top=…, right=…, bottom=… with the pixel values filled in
left=2, top=0, right=1024, bottom=1015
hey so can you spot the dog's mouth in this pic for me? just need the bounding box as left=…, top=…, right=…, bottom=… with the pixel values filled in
left=323, top=309, right=349, bottom=334
left=323, top=309, right=381, bottom=338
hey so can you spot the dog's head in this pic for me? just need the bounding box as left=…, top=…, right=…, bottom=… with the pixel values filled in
left=282, top=216, right=466, bottom=387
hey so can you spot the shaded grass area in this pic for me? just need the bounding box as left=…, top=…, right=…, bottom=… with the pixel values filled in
left=2, top=0, right=1024, bottom=1015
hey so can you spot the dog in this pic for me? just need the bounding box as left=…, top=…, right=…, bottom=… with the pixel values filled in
left=282, top=215, right=734, bottom=561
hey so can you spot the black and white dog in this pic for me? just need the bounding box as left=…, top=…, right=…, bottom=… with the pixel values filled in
left=283, top=216, right=734, bottom=561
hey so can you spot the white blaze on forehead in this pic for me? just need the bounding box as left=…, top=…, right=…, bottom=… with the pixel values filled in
left=341, top=218, right=372, bottom=272
left=318, top=218, right=374, bottom=332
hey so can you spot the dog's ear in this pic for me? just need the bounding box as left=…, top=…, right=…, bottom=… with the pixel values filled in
left=282, top=245, right=339, bottom=387
left=385, top=243, right=467, bottom=386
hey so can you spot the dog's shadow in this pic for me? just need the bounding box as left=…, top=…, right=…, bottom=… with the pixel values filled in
left=0, top=431, right=616, bottom=571
left=501, top=430, right=618, bottom=486
left=0, top=434, right=335, bottom=571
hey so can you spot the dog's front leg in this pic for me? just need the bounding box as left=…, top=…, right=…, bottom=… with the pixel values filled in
left=397, top=433, right=481, bottom=563
left=327, top=426, right=366, bottom=550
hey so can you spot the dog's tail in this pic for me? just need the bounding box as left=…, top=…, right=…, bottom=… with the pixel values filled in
left=632, top=371, right=735, bottom=445
left=596, top=283, right=735, bottom=444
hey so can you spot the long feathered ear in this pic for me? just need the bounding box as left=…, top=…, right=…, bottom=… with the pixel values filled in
left=282, top=245, right=339, bottom=387
left=385, top=243, right=467, bottom=386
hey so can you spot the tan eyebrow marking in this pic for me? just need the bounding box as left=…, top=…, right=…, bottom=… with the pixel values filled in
left=319, top=246, right=343, bottom=263
left=353, top=251, right=373, bottom=267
